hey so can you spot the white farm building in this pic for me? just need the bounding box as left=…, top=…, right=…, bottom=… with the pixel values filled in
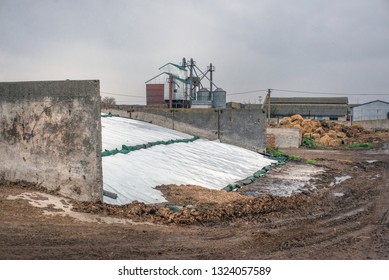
left=350, top=100, right=389, bottom=121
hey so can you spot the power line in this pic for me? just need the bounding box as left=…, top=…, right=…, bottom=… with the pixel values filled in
left=227, top=89, right=268, bottom=95
left=101, top=91, right=145, bottom=98
left=271, top=88, right=389, bottom=96
left=101, top=88, right=389, bottom=99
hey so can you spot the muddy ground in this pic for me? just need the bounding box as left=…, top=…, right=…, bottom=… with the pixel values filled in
left=0, top=135, right=388, bottom=259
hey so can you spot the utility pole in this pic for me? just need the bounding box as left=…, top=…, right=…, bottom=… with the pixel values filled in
left=208, top=63, right=215, bottom=100
left=267, top=88, right=271, bottom=124
left=182, top=58, right=188, bottom=107
left=189, top=58, right=194, bottom=101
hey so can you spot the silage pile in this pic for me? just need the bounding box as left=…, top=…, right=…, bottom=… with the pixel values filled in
left=101, top=116, right=276, bottom=205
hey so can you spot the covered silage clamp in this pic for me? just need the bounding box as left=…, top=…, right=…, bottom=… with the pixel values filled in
left=101, top=116, right=278, bottom=205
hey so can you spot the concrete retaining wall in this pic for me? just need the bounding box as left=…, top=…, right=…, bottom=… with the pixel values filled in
left=354, top=119, right=389, bottom=130
left=266, top=127, right=302, bottom=148
left=103, top=105, right=266, bottom=151
left=220, top=108, right=266, bottom=150
left=0, top=80, right=102, bottom=202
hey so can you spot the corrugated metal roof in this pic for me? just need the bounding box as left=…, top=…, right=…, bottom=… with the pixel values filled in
left=349, top=100, right=389, bottom=108
left=158, top=62, right=187, bottom=71
left=271, top=104, right=348, bottom=116
left=270, top=97, right=348, bottom=105
left=145, top=72, right=188, bottom=84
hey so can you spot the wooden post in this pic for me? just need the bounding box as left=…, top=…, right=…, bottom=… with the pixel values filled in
left=267, top=89, right=271, bottom=124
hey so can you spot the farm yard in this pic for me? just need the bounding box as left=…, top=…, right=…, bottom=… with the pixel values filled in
left=0, top=115, right=388, bottom=259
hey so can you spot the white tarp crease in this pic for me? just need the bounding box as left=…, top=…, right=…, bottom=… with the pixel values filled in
left=102, top=116, right=192, bottom=151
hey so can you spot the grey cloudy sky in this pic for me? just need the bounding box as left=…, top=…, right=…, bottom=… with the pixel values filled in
left=1, top=0, right=389, bottom=104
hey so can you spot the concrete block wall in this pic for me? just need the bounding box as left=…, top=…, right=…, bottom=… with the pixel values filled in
left=103, top=105, right=267, bottom=151
left=354, top=119, right=389, bottom=131
left=0, top=80, right=102, bottom=202
left=266, top=127, right=302, bottom=148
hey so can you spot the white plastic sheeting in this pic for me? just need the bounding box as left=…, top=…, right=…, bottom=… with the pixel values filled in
left=102, top=116, right=192, bottom=151
left=102, top=117, right=276, bottom=205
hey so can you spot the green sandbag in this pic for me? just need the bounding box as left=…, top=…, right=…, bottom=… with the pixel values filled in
left=223, top=184, right=238, bottom=192
left=132, top=145, right=140, bottom=150
left=263, top=165, right=272, bottom=171
left=101, top=150, right=112, bottom=157
left=166, top=205, right=181, bottom=212
left=242, top=179, right=253, bottom=185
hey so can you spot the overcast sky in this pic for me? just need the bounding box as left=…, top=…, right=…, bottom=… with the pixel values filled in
left=1, top=0, right=389, bottom=104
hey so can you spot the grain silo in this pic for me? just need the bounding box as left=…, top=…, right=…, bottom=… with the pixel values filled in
left=145, top=58, right=226, bottom=108
left=192, top=88, right=212, bottom=108
left=212, top=88, right=226, bottom=108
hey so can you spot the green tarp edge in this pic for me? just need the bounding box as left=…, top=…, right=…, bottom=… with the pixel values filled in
left=223, top=154, right=287, bottom=192
left=101, top=136, right=200, bottom=157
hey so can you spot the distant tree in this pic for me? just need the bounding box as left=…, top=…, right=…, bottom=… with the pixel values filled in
left=101, top=96, right=116, bottom=106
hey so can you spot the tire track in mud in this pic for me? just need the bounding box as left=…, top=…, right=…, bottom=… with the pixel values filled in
left=242, top=158, right=388, bottom=259
left=363, top=165, right=389, bottom=259
left=248, top=205, right=373, bottom=258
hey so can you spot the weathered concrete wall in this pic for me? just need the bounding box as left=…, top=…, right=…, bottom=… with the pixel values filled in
left=0, top=80, right=102, bottom=202
left=266, top=128, right=302, bottom=148
left=220, top=108, right=266, bottom=150
left=171, top=109, right=220, bottom=140
left=354, top=119, right=389, bottom=130
left=103, top=105, right=266, bottom=151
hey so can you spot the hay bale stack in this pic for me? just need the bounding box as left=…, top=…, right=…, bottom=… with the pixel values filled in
left=273, top=114, right=370, bottom=147
left=279, top=117, right=292, bottom=125
left=291, top=114, right=304, bottom=123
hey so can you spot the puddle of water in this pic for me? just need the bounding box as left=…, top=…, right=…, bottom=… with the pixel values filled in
left=366, top=160, right=378, bottom=163
left=330, top=175, right=352, bottom=186
left=335, top=175, right=352, bottom=184
left=330, top=207, right=365, bottom=221
left=333, top=192, right=344, bottom=197
left=366, top=143, right=389, bottom=155
left=240, top=164, right=325, bottom=197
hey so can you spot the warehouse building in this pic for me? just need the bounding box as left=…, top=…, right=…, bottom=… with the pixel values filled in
left=350, top=100, right=389, bottom=121
left=269, top=97, right=349, bottom=121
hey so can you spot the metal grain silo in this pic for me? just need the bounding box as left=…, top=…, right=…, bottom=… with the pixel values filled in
left=197, top=88, right=210, bottom=101
left=212, top=88, right=226, bottom=108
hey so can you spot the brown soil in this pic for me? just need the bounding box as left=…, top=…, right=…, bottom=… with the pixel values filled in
left=156, top=184, right=249, bottom=206
left=0, top=136, right=388, bottom=260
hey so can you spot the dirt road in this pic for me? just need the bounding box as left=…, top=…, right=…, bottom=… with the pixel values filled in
left=0, top=139, right=388, bottom=259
